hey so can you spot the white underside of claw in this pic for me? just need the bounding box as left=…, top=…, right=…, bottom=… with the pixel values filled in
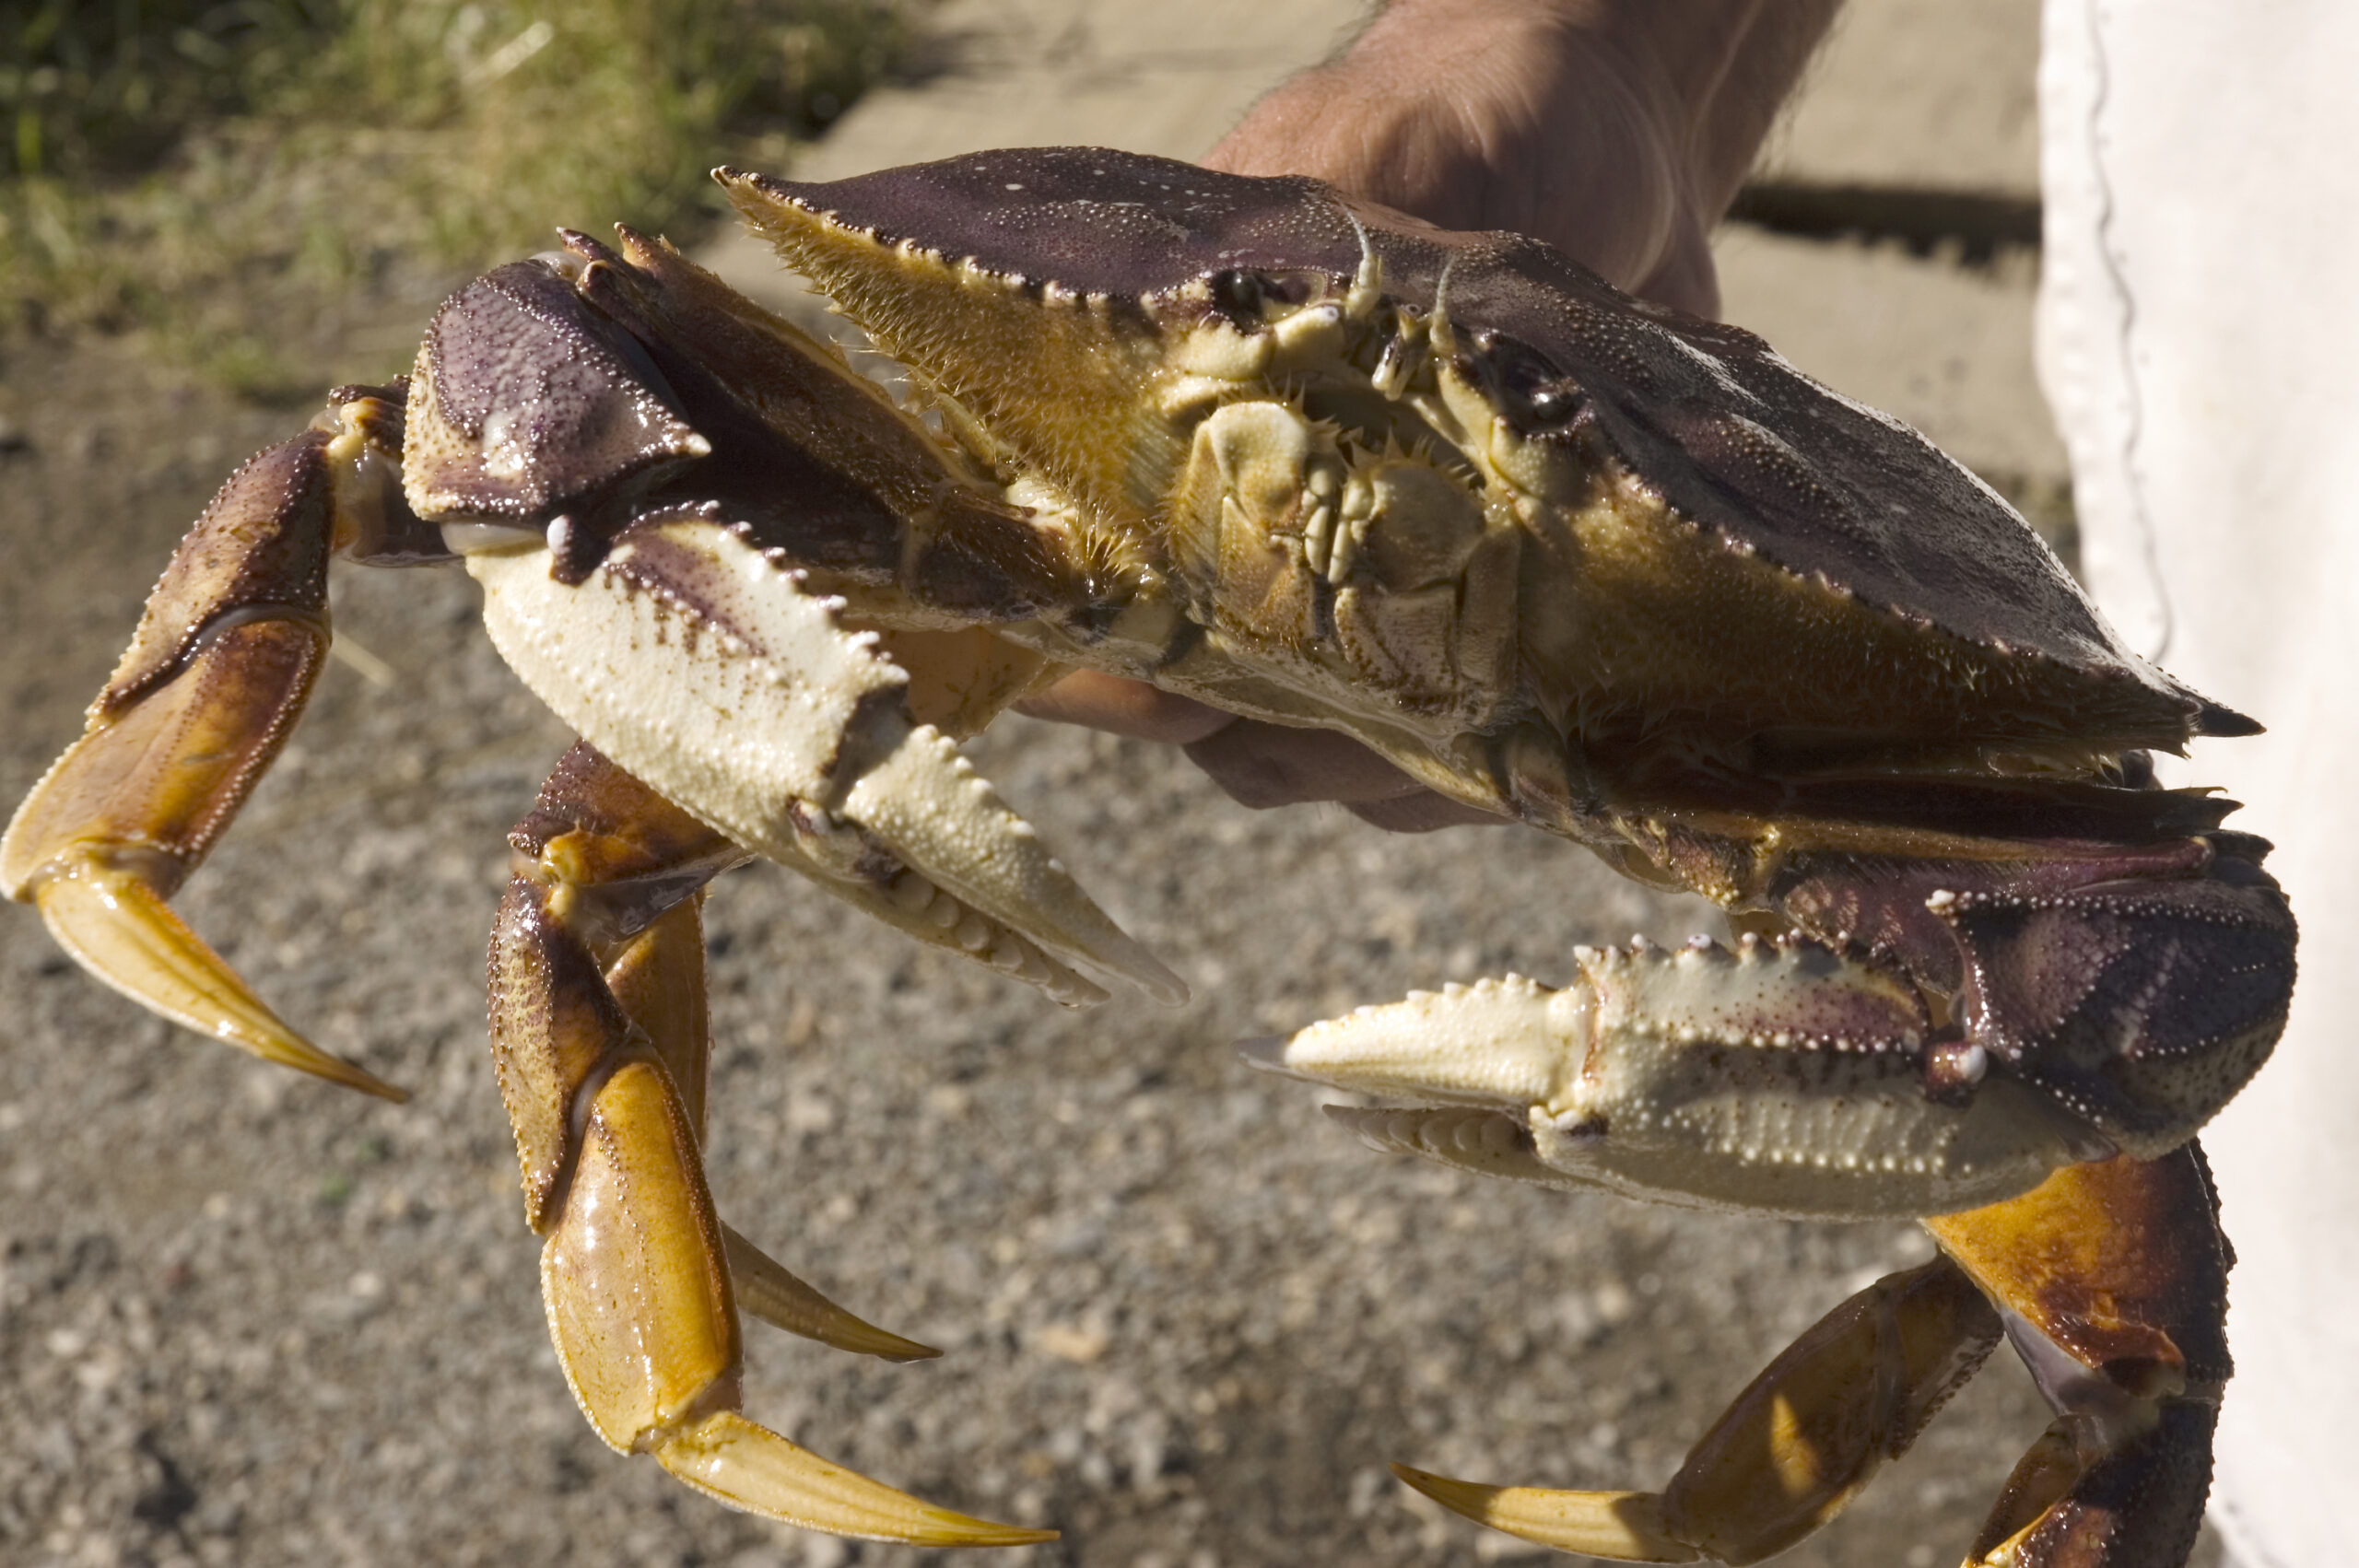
left=468, top=522, right=1182, bottom=1006
left=1254, top=940, right=2097, bottom=1218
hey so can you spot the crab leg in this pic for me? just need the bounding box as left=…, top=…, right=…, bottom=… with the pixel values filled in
left=1927, top=1148, right=2229, bottom=1568
left=491, top=743, right=1048, bottom=1545
left=1385, top=1150, right=2227, bottom=1567
left=1391, top=1255, right=2003, bottom=1563
left=0, top=388, right=423, bottom=1097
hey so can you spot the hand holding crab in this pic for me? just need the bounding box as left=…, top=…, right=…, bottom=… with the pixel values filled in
left=3, top=138, right=2292, bottom=1568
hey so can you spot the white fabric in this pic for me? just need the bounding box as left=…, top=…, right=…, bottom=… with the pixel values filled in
left=2036, top=4, right=2359, bottom=1563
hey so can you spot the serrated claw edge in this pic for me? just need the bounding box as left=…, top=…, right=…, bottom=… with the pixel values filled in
left=841, top=724, right=1186, bottom=1004
left=472, top=522, right=1182, bottom=1006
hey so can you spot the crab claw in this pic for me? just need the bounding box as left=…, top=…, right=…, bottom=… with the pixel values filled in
left=469, top=518, right=1184, bottom=1007
left=2, top=420, right=410, bottom=1100
left=1250, top=940, right=2103, bottom=1220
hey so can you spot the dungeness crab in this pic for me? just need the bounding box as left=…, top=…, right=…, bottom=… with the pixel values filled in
left=3, top=148, right=2294, bottom=1563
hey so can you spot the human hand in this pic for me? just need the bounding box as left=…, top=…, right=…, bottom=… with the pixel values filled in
left=1202, top=0, right=1723, bottom=316
left=1017, top=0, right=1840, bottom=828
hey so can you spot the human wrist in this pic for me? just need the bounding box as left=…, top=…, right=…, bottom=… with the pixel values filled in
left=1348, top=0, right=1837, bottom=224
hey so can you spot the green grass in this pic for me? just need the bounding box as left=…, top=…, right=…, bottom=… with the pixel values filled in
left=0, top=0, right=908, bottom=392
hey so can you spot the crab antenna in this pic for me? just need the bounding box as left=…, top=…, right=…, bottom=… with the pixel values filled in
left=1429, top=252, right=1460, bottom=357
left=1341, top=205, right=1385, bottom=322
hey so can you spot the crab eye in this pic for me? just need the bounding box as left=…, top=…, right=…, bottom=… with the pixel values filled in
left=1207, top=269, right=1265, bottom=327
left=1487, top=343, right=1584, bottom=429
left=1525, top=385, right=1581, bottom=425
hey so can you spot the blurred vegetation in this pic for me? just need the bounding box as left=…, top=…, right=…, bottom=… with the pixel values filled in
left=0, top=0, right=910, bottom=392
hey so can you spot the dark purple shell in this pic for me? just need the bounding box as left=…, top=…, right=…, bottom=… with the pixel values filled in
left=755, top=147, right=2249, bottom=743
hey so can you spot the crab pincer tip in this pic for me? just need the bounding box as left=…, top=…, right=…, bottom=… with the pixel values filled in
left=656, top=1411, right=1056, bottom=1548
left=1235, top=1035, right=1324, bottom=1083
left=1389, top=1464, right=1699, bottom=1562
left=31, top=862, right=407, bottom=1102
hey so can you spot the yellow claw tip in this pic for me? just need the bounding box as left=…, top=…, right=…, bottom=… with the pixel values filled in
left=1389, top=1460, right=1498, bottom=1518
left=1388, top=1464, right=1700, bottom=1563
left=857, top=1330, right=943, bottom=1363
left=33, top=863, right=405, bottom=1101
left=917, top=1520, right=1060, bottom=1550
left=308, top=1055, right=411, bottom=1104
left=719, top=1225, right=942, bottom=1362
left=657, top=1410, right=1052, bottom=1548
left=792, top=1311, right=939, bottom=1363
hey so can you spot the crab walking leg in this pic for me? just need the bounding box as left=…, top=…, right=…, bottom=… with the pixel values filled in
left=597, top=893, right=933, bottom=1359
left=491, top=743, right=1046, bottom=1544
left=0, top=389, right=422, bottom=1098
left=1391, top=1256, right=2004, bottom=1563
left=600, top=887, right=940, bottom=1362
left=1926, top=1147, right=2230, bottom=1568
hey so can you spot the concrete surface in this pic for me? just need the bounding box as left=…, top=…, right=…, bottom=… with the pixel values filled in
left=1, top=4, right=2218, bottom=1567
left=1725, top=0, right=2060, bottom=494
left=1760, top=0, right=2041, bottom=196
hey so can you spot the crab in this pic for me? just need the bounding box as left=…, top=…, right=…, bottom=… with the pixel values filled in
left=1, top=146, right=2293, bottom=1564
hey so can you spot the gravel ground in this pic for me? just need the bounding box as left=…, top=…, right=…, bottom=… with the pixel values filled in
left=0, top=291, right=2217, bottom=1567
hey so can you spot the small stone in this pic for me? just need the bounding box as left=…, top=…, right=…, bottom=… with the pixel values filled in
left=1036, top=1321, right=1109, bottom=1363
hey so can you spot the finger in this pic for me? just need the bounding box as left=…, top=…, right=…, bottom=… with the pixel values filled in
left=1014, top=670, right=1236, bottom=744
left=1630, top=221, right=1723, bottom=320
left=1183, top=720, right=1429, bottom=809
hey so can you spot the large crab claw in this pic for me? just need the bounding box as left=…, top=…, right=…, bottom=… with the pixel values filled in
left=1250, top=936, right=2111, bottom=1217
left=465, top=521, right=1179, bottom=1008
left=1256, top=958, right=2232, bottom=1566
left=418, top=232, right=1185, bottom=1011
